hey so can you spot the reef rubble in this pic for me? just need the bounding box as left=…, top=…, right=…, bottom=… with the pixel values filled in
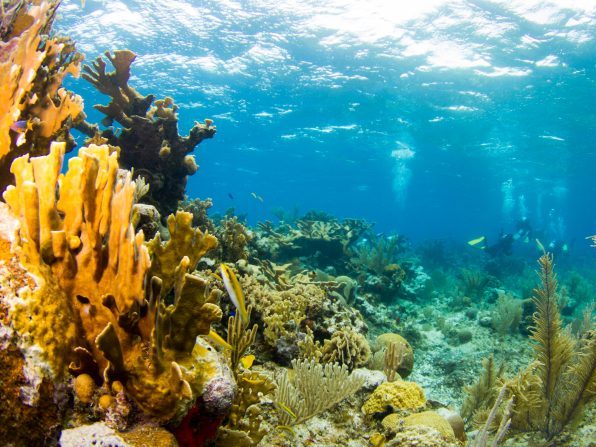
left=0, top=2, right=595, bottom=447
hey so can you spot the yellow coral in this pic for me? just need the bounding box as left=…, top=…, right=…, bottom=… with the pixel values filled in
left=3, top=143, right=227, bottom=422
left=74, top=373, right=96, bottom=404
left=362, top=380, right=426, bottom=416
left=146, top=211, right=218, bottom=294
left=0, top=1, right=83, bottom=192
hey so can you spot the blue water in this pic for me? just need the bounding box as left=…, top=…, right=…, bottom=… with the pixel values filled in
left=56, top=0, right=596, bottom=251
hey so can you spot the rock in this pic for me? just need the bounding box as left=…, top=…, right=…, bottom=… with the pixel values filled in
left=60, top=422, right=133, bottom=447
left=353, top=368, right=386, bottom=391
left=59, top=422, right=178, bottom=447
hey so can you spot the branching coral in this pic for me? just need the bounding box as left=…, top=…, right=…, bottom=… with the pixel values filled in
left=217, top=370, right=276, bottom=447
left=76, top=50, right=216, bottom=218
left=370, top=333, right=414, bottom=379
left=217, top=282, right=274, bottom=447
left=3, top=143, right=229, bottom=423
left=179, top=196, right=216, bottom=234
left=0, top=0, right=83, bottom=193
left=146, top=210, right=218, bottom=295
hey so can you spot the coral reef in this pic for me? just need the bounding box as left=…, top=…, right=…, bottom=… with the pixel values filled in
left=0, top=0, right=83, bottom=193
left=1, top=3, right=595, bottom=446
left=76, top=50, right=216, bottom=217
left=254, top=215, right=371, bottom=268
left=239, top=267, right=367, bottom=365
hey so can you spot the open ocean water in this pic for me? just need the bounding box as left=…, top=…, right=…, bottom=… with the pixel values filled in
left=56, top=0, right=596, bottom=252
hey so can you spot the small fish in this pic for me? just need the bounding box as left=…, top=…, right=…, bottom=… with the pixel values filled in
left=276, top=425, right=296, bottom=438
left=228, top=193, right=234, bottom=200
left=275, top=401, right=297, bottom=420
left=467, top=236, right=486, bottom=248
left=10, top=120, right=34, bottom=147
left=205, top=118, right=213, bottom=128
left=10, top=120, right=32, bottom=132
left=210, top=272, right=223, bottom=281
left=220, top=263, right=249, bottom=325
left=536, top=239, right=546, bottom=253
left=251, top=192, right=264, bottom=202
left=240, top=354, right=255, bottom=369
left=206, top=329, right=232, bottom=350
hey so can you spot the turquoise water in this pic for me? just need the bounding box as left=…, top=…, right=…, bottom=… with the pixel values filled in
left=56, top=0, right=596, bottom=248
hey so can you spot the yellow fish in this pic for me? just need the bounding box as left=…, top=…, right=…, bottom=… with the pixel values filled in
left=206, top=329, right=232, bottom=350
left=276, top=425, right=296, bottom=438
left=240, top=354, right=255, bottom=369
left=275, top=401, right=297, bottom=420
left=467, top=236, right=486, bottom=248
left=220, top=263, right=249, bottom=325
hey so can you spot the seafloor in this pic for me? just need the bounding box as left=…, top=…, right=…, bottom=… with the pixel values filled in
left=0, top=2, right=595, bottom=447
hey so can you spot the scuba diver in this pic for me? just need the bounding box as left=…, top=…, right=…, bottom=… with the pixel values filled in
left=468, top=217, right=571, bottom=258
left=467, top=218, right=534, bottom=257
left=513, top=217, right=532, bottom=242
left=546, top=239, right=570, bottom=257
left=467, top=232, right=514, bottom=257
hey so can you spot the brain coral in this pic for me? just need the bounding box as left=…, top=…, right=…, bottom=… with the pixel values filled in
left=382, top=411, right=456, bottom=442
left=362, top=380, right=426, bottom=416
